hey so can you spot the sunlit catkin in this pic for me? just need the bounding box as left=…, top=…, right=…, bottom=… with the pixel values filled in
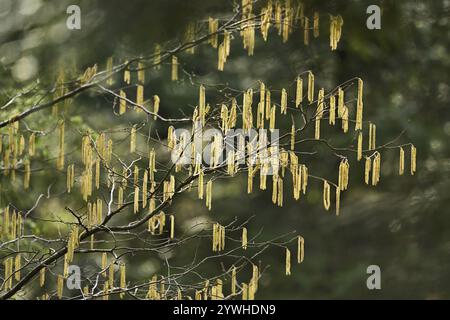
left=399, top=147, right=405, bottom=175
left=307, top=71, right=314, bottom=103
left=336, top=187, right=341, bottom=216
left=119, top=90, right=126, bottom=115
left=206, top=180, right=213, bottom=210
left=231, top=266, right=237, bottom=295
left=153, top=95, right=160, bottom=120
left=368, top=122, right=376, bottom=150
left=355, top=78, right=364, bottom=130
left=170, top=215, right=175, bottom=239
left=357, top=131, right=363, bottom=161
left=364, top=157, right=371, bottom=185
left=371, top=152, right=381, bottom=186
left=14, top=254, right=21, bottom=281
left=28, top=133, right=35, bottom=157
left=208, top=17, right=219, bottom=48
left=171, top=56, right=178, bottom=81
left=57, top=120, right=65, bottom=170
left=323, top=180, right=331, bottom=210
left=40, top=267, right=46, bottom=287
left=303, top=17, right=309, bottom=45
left=24, top=159, right=30, bottom=190
left=285, top=248, right=291, bottom=276
left=280, top=88, right=287, bottom=114
left=297, top=236, right=304, bottom=263
left=329, top=95, right=336, bottom=125
left=410, top=144, right=417, bottom=175
left=242, top=227, right=248, bottom=250
left=295, top=77, right=303, bottom=108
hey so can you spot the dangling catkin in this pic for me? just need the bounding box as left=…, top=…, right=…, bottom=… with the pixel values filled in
left=57, top=120, right=65, bottom=170
left=136, top=85, right=144, bottom=108
left=40, top=267, right=46, bottom=287
left=231, top=266, right=237, bottom=295
left=281, top=88, right=287, bottom=114
left=24, top=159, right=30, bottom=190
left=170, top=215, right=175, bottom=239
left=323, top=180, right=331, bottom=210
left=142, top=170, right=148, bottom=208
left=357, top=131, right=363, bottom=161
left=364, top=157, right=371, bottom=184
left=355, top=78, right=364, bottom=130
left=399, top=147, right=405, bottom=175
left=329, top=95, right=336, bottom=125
left=297, top=236, right=304, bottom=263
left=285, top=248, right=291, bottom=276
left=153, top=95, right=160, bottom=120
left=171, top=56, right=178, bottom=81
left=242, top=227, right=248, bottom=250
left=411, top=144, right=417, bottom=175
left=368, top=123, right=376, bottom=150
left=336, top=187, right=341, bottom=216
left=303, top=17, right=309, bottom=45
left=295, top=77, right=303, bottom=108
left=307, top=71, right=314, bottom=103
left=119, top=90, right=126, bottom=115
left=14, top=254, right=21, bottom=281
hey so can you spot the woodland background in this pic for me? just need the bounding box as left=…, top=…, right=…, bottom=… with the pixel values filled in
left=0, top=0, right=449, bottom=299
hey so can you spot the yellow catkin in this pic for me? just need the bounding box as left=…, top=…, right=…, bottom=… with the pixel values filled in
left=371, top=152, right=381, bottom=186
left=329, top=95, right=336, bottom=125
left=295, top=77, right=303, bottom=108
left=337, top=87, right=344, bottom=117
left=24, top=159, right=30, bottom=190
left=57, top=120, right=65, bottom=170
left=269, top=104, right=276, bottom=130
left=399, top=147, right=405, bottom=175
left=29, top=133, right=36, bottom=157
left=368, top=123, right=376, bottom=150
left=357, top=131, right=363, bottom=161
left=130, top=125, right=136, bottom=153
left=14, top=254, right=21, bottom=281
left=153, top=95, right=160, bottom=120
left=95, top=158, right=100, bottom=189
left=303, top=17, right=309, bottom=45
left=170, top=215, right=175, bottom=239
left=411, top=145, right=417, bottom=175
left=106, top=57, right=113, bottom=86
left=242, top=227, right=248, bottom=250
left=208, top=17, right=219, bottom=48
left=142, top=170, right=148, bottom=208
left=134, top=186, right=140, bottom=213
left=123, top=64, right=131, bottom=84
left=206, top=180, right=212, bottom=210
left=336, top=187, right=341, bottom=216
left=18, top=135, right=25, bottom=155
left=315, top=118, right=321, bottom=140
left=167, top=126, right=175, bottom=150
left=364, top=157, right=371, bottom=184
left=136, top=85, right=144, bottom=107
left=297, top=236, right=304, bottom=263
left=280, top=88, right=287, bottom=114
left=265, top=90, right=271, bottom=120
left=313, top=12, right=319, bottom=38
left=323, top=180, right=331, bottom=210
left=138, top=61, right=145, bottom=84
left=119, top=90, right=126, bottom=115
left=241, top=282, right=248, bottom=300
left=338, top=159, right=349, bottom=191
left=57, top=275, right=64, bottom=299
left=118, top=186, right=123, bottom=208
left=285, top=248, right=291, bottom=276
left=198, top=170, right=204, bottom=199
left=40, top=267, right=46, bottom=287
left=355, top=78, right=364, bottom=130
left=341, top=105, right=349, bottom=133
left=171, top=56, right=178, bottom=81
left=120, top=263, right=126, bottom=298
left=307, top=71, right=314, bottom=103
